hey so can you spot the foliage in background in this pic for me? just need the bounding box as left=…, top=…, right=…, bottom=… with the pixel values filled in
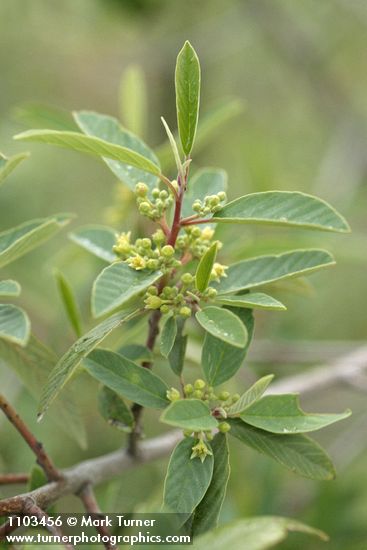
left=0, top=39, right=353, bottom=548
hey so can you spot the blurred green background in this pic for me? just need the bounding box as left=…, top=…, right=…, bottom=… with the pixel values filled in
left=0, top=1, right=366, bottom=548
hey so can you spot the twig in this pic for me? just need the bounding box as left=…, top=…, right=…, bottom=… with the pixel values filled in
left=128, top=309, right=162, bottom=456
left=0, top=429, right=181, bottom=516
left=268, top=345, right=367, bottom=395
left=0, top=474, right=29, bottom=485
left=0, top=394, right=61, bottom=482
left=0, top=517, right=20, bottom=539
left=23, top=501, right=75, bottom=550
left=181, top=217, right=212, bottom=226
left=79, top=484, right=117, bottom=550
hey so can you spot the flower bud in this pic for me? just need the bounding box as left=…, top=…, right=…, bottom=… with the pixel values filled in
left=183, top=429, right=193, bottom=437
left=147, top=259, right=159, bottom=270
left=139, top=201, right=151, bottom=214
left=152, top=229, right=165, bottom=245
left=179, top=306, right=191, bottom=318
left=141, top=238, right=151, bottom=248
left=184, top=384, right=194, bottom=395
left=161, top=245, right=175, bottom=257
left=231, top=393, right=241, bottom=403
left=147, top=286, right=158, bottom=295
left=205, top=287, right=217, bottom=299
left=144, top=295, right=162, bottom=310
left=218, top=391, right=230, bottom=401
left=218, top=191, right=227, bottom=201
left=193, top=389, right=203, bottom=399
left=152, top=188, right=160, bottom=199
left=218, top=422, right=231, bottom=433
left=194, top=379, right=206, bottom=390
left=181, top=273, right=194, bottom=285
left=135, top=182, right=148, bottom=196
left=160, top=304, right=170, bottom=314
left=167, top=388, right=181, bottom=402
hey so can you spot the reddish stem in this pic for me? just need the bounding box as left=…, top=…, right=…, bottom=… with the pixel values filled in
left=181, top=217, right=212, bottom=226
left=79, top=484, right=118, bottom=550
left=0, top=394, right=61, bottom=482
left=0, top=474, right=29, bottom=485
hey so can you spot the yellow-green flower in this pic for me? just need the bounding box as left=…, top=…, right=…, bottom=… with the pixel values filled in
left=190, top=439, right=213, bottom=463
left=211, top=262, right=228, bottom=282
left=127, top=254, right=146, bottom=270
left=114, top=231, right=132, bottom=255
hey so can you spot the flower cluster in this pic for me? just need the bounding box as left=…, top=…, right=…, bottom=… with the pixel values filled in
left=192, top=191, right=227, bottom=217
left=114, top=230, right=180, bottom=272
left=165, top=379, right=239, bottom=460
left=135, top=182, right=173, bottom=221
left=176, top=226, right=220, bottom=259
left=144, top=285, right=192, bottom=317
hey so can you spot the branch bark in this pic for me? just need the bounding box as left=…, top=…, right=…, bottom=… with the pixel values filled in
left=1, top=344, right=367, bottom=524
left=0, top=429, right=181, bottom=517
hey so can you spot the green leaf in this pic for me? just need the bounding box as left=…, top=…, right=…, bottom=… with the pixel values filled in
left=92, top=262, right=162, bottom=318
left=214, top=249, right=335, bottom=295
left=228, top=418, right=336, bottom=480
left=189, top=433, right=230, bottom=536
left=196, top=242, right=218, bottom=293
left=160, top=399, right=218, bottom=431
left=14, top=102, right=78, bottom=131
left=213, top=191, right=350, bottom=232
left=175, top=41, right=201, bottom=155
left=85, top=348, right=169, bottom=409
left=215, top=292, right=286, bottom=311
left=69, top=225, right=117, bottom=263
left=196, top=306, right=248, bottom=348
left=182, top=168, right=227, bottom=218
left=28, top=464, right=48, bottom=492
left=119, top=64, right=147, bottom=137
left=160, top=316, right=177, bottom=358
left=240, top=394, right=351, bottom=434
left=168, top=317, right=187, bottom=376
left=0, top=151, right=29, bottom=186
left=0, top=280, right=21, bottom=297
left=0, top=336, right=87, bottom=447
left=156, top=99, right=243, bottom=169
left=14, top=129, right=161, bottom=179
left=0, top=304, right=30, bottom=346
left=54, top=270, right=83, bottom=337
left=227, top=375, right=274, bottom=416
left=193, top=516, right=328, bottom=550
left=38, top=309, right=140, bottom=417
left=202, top=308, right=254, bottom=386
left=163, top=437, right=214, bottom=514
left=74, top=111, right=160, bottom=190
left=0, top=214, right=73, bottom=269
left=98, top=385, right=134, bottom=432
left=117, top=343, right=153, bottom=363
left=161, top=117, right=183, bottom=179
